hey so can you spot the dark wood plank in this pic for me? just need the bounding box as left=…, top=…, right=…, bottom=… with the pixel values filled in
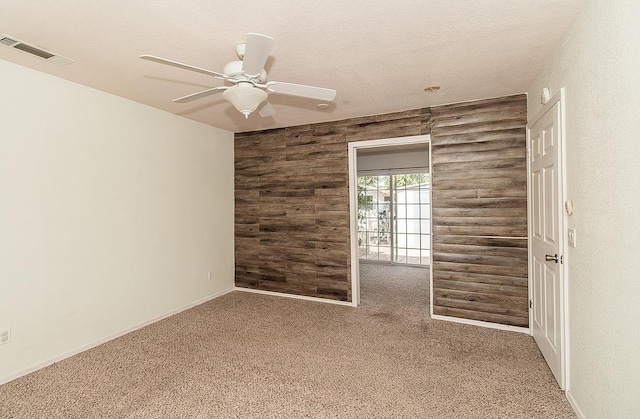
left=432, top=270, right=528, bottom=288
left=432, top=235, right=528, bottom=247
left=433, top=278, right=527, bottom=297
left=432, top=259, right=528, bottom=278
left=432, top=251, right=528, bottom=268
left=433, top=305, right=529, bottom=327
left=432, top=225, right=528, bottom=237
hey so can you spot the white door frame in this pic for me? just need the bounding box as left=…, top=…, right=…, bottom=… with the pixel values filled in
left=348, top=134, right=431, bottom=306
left=527, top=87, right=569, bottom=390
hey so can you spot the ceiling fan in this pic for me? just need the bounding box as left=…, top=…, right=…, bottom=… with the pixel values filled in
left=140, top=33, right=337, bottom=119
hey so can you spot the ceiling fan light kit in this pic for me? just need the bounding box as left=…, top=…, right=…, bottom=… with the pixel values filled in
left=140, top=33, right=336, bottom=120
left=223, top=83, right=268, bottom=119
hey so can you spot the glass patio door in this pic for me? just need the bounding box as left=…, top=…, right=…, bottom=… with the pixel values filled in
left=357, top=173, right=430, bottom=266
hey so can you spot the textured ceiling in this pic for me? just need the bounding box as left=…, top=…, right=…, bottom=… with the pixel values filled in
left=0, top=1, right=586, bottom=133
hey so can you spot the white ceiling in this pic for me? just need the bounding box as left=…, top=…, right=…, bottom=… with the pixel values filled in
left=0, top=1, right=586, bottom=133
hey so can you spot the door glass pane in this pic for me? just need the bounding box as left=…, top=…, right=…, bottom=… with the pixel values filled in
left=421, top=220, right=431, bottom=234
left=406, top=233, right=421, bottom=249
left=407, top=220, right=421, bottom=233
left=420, top=234, right=431, bottom=249
left=405, top=204, right=420, bottom=219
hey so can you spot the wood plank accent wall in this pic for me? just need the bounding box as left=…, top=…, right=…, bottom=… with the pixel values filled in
left=430, top=94, right=529, bottom=327
left=235, top=95, right=528, bottom=328
left=235, top=110, right=430, bottom=301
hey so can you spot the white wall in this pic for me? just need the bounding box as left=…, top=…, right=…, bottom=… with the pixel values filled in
left=527, top=0, right=640, bottom=417
left=357, top=149, right=430, bottom=175
left=0, top=59, right=235, bottom=383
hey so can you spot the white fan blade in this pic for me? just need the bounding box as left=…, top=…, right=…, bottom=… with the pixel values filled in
left=265, top=81, right=336, bottom=101
left=259, top=101, right=276, bottom=117
left=242, top=33, right=274, bottom=76
left=140, top=55, right=226, bottom=78
left=172, top=86, right=228, bottom=103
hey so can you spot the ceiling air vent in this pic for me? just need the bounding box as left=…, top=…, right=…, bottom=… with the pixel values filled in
left=0, top=35, right=19, bottom=47
left=0, top=33, right=74, bottom=66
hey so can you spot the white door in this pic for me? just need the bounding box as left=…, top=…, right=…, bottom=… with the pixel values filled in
left=529, top=97, right=565, bottom=389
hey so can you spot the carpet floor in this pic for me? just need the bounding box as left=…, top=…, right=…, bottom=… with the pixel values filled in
left=0, top=264, right=575, bottom=418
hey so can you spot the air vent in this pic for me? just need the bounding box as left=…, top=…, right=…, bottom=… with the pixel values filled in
left=0, top=33, right=74, bottom=66
left=0, top=35, right=19, bottom=47
left=13, top=43, right=55, bottom=59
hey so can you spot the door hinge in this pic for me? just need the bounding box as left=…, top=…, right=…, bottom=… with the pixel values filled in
left=529, top=300, right=532, bottom=309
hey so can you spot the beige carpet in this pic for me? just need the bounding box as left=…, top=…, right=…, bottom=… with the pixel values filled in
left=0, top=264, right=575, bottom=418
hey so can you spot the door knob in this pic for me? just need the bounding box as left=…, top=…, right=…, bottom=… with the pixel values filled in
left=545, top=254, right=559, bottom=263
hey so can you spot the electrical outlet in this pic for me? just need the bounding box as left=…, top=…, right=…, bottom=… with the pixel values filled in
left=207, top=271, right=212, bottom=281
left=0, top=328, right=10, bottom=345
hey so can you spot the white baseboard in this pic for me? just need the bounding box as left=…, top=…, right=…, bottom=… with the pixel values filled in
left=431, top=314, right=531, bottom=334
left=0, top=287, right=235, bottom=386
left=234, top=287, right=356, bottom=307
left=566, top=390, right=586, bottom=419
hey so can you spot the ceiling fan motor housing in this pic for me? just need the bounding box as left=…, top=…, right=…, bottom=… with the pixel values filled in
left=223, top=60, right=267, bottom=83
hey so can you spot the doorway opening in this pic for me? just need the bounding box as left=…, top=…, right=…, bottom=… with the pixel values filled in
left=348, top=135, right=431, bottom=306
